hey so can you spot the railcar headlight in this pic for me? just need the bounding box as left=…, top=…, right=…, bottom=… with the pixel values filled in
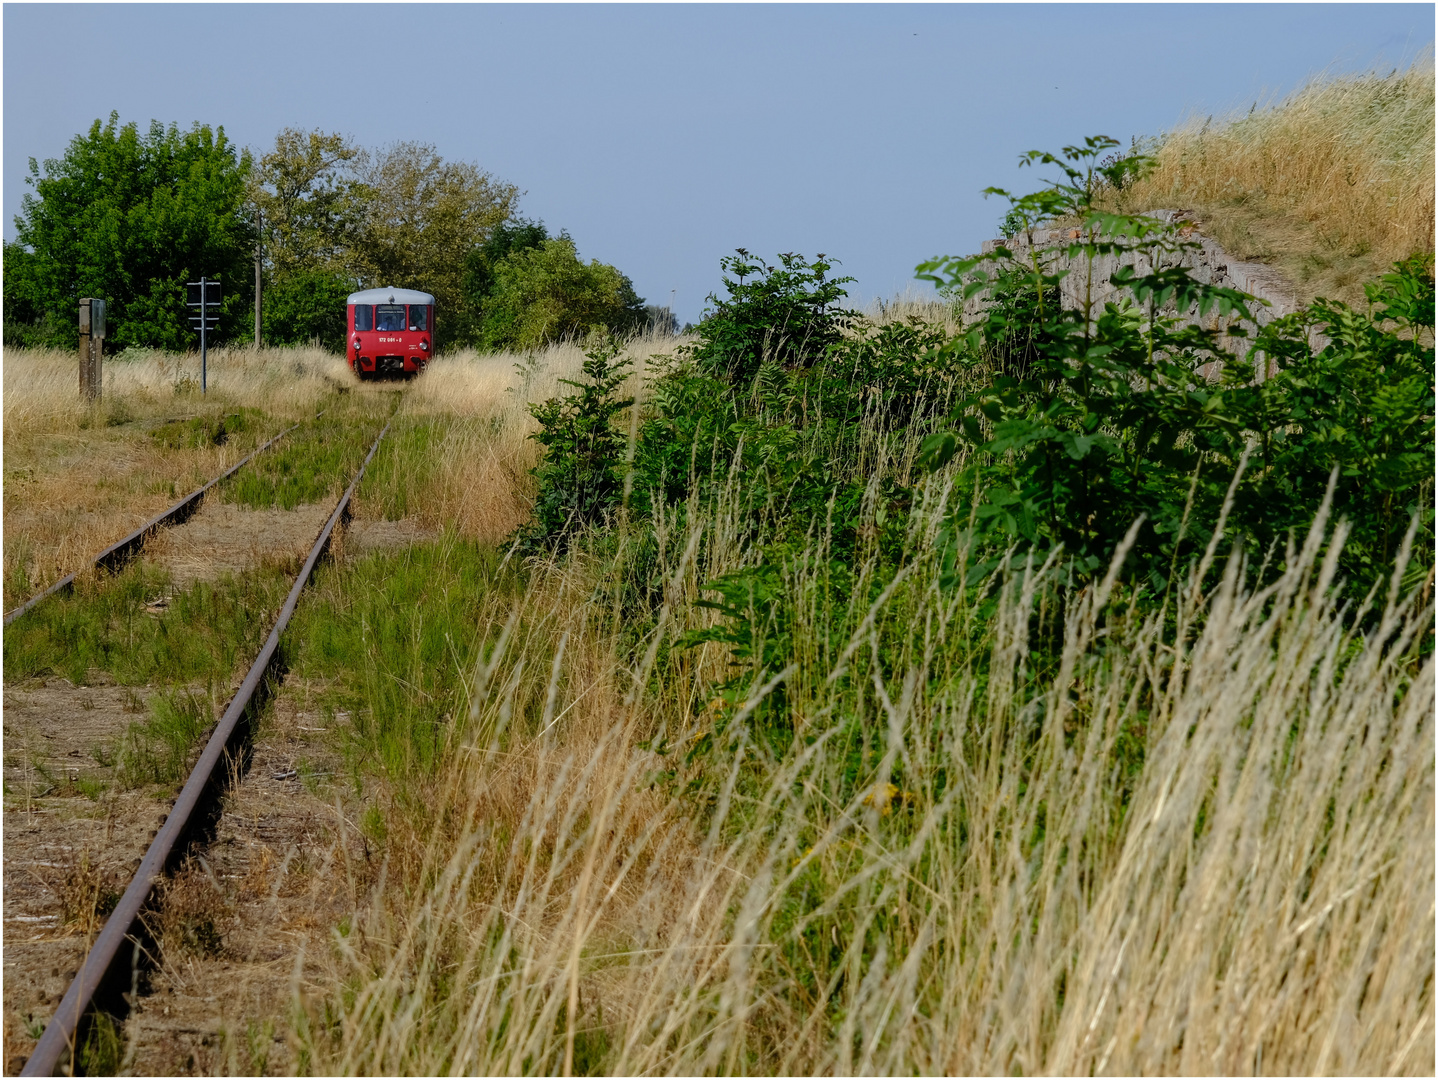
left=420, top=339, right=429, bottom=351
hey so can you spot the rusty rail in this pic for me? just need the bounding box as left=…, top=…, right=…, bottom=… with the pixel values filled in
left=21, top=420, right=392, bottom=1077
left=3, top=414, right=317, bottom=628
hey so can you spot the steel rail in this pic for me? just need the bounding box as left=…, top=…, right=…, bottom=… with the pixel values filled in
left=3, top=414, right=317, bottom=628
left=21, top=419, right=392, bottom=1078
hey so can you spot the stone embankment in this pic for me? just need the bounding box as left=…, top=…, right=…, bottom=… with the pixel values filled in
left=966, top=210, right=1323, bottom=377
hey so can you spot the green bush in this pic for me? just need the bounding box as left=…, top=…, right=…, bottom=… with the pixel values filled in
left=263, top=268, right=355, bottom=351
left=4, top=112, right=254, bottom=350
left=918, top=137, right=1435, bottom=596
left=475, top=235, right=646, bottom=351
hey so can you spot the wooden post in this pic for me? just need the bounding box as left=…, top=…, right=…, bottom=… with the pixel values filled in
left=78, top=298, right=105, bottom=401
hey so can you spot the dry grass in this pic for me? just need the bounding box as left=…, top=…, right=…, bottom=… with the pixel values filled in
left=1111, top=57, right=1435, bottom=306
left=2, top=345, right=352, bottom=439
left=301, top=443, right=1434, bottom=1074
left=859, top=289, right=960, bottom=331
left=2, top=346, right=369, bottom=607
left=366, top=333, right=689, bottom=544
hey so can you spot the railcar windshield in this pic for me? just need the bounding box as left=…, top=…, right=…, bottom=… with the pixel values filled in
left=408, top=305, right=429, bottom=331
left=353, top=304, right=373, bottom=331
left=376, top=304, right=406, bottom=331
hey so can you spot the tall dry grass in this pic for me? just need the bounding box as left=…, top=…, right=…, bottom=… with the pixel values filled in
left=1113, top=57, right=1435, bottom=304
left=2, top=345, right=354, bottom=438
left=2, top=346, right=362, bottom=607
left=301, top=446, right=1434, bottom=1074
left=374, top=334, right=689, bottom=543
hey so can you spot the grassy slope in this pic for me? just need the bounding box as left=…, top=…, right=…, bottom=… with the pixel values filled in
left=1109, top=58, right=1435, bottom=307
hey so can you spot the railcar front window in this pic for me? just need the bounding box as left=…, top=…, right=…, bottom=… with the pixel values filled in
left=376, top=304, right=406, bottom=331
left=408, top=305, right=428, bottom=331
left=354, top=304, right=373, bottom=331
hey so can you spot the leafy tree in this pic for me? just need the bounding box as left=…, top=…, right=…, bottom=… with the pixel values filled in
left=4, top=113, right=253, bottom=350
left=261, top=268, right=355, bottom=350
left=452, top=217, right=550, bottom=345
left=477, top=236, right=646, bottom=350
left=464, top=217, right=549, bottom=300
left=352, top=141, right=519, bottom=350
left=251, top=127, right=365, bottom=279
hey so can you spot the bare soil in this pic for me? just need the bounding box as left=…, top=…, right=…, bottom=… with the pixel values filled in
left=2, top=676, right=170, bottom=1076
left=119, top=678, right=370, bottom=1076
left=142, top=501, right=333, bottom=590
left=343, top=515, right=438, bottom=556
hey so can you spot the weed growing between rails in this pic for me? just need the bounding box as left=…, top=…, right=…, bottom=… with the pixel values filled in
left=223, top=392, right=395, bottom=510
left=299, top=489, right=1433, bottom=1075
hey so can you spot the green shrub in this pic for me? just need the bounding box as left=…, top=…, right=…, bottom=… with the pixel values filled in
left=918, top=137, right=1435, bottom=596
left=263, top=268, right=355, bottom=351
left=516, top=339, right=634, bottom=551
left=475, top=236, right=646, bottom=351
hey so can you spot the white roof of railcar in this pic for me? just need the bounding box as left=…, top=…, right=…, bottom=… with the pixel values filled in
left=347, top=287, right=435, bottom=305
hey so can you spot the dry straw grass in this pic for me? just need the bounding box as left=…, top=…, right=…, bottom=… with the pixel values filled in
left=303, top=446, right=1434, bottom=1073
left=378, top=333, right=689, bottom=543
left=1113, top=57, right=1435, bottom=305
left=2, top=345, right=352, bottom=438
left=2, top=346, right=358, bottom=607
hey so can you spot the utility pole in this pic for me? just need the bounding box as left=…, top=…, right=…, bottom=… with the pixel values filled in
left=254, top=206, right=263, bottom=348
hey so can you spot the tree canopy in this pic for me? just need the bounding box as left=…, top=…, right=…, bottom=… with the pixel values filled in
left=5, top=116, right=651, bottom=355
left=475, top=235, right=647, bottom=351
left=4, top=113, right=253, bottom=350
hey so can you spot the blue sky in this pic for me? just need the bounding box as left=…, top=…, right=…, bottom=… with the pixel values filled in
left=4, top=4, right=1432, bottom=323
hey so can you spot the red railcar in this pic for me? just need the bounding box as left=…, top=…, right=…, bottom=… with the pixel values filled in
left=347, top=287, right=435, bottom=378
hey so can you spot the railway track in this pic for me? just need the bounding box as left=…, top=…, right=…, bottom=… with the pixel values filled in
left=11, top=417, right=394, bottom=1077
left=3, top=415, right=316, bottom=629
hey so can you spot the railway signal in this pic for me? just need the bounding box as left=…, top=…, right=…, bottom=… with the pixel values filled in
left=187, top=276, right=222, bottom=394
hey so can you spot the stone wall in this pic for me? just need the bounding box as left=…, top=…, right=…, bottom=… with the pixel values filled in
left=963, top=211, right=1323, bottom=378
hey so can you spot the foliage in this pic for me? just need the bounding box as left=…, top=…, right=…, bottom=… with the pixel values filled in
left=476, top=236, right=647, bottom=351
left=4, top=112, right=254, bottom=350
left=462, top=217, right=550, bottom=305
left=262, top=267, right=356, bottom=351
left=689, top=250, right=857, bottom=386
left=251, top=128, right=366, bottom=279
left=917, top=137, right=1435, bottom=596
left=516, top=339, right=634, bottom=551
left=352, top=141, right=520, bottom=351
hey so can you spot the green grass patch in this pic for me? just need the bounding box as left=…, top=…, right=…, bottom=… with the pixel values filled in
left=2, top=559, right=295, bottom=689
left=356, top=414, right=450, bottom=521
left=223, top=394, right=395, bottom=510
left=148, top=406, right=267, bottom=451
left=117, top=687, right=216, bottom=788
left=286, top=533, right=516, bottom=791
